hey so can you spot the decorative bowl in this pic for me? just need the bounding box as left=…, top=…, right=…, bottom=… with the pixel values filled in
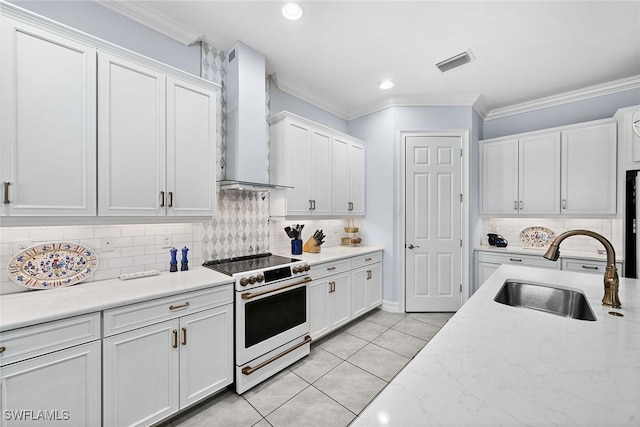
left=519, top=226, right=556, bottom=248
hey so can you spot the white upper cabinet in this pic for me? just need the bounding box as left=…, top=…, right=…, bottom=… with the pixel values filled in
left=98, top=53, right=218, bottom=217
left=481, top=120, right=616, bottom=217
left=270, top=112, right=365, bottom=217
left=561, top=122, right=617, bottom=215
left=0, top=17, right=97, bottom=216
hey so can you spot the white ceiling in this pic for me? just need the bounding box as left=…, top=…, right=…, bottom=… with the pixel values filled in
left=109, top=1, right=640, bottom=119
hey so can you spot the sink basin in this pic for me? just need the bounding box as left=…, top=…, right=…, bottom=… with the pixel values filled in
left=494, top=281, right=597, bottom=321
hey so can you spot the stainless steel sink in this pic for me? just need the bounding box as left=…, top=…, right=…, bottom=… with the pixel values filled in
left=494, top=281, right=597, bottom=321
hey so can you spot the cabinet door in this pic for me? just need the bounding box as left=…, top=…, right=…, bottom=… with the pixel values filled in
left=330, top=273, right=352, bottom=330
left=366, top=263, right=383, bottom=310
left=98, top=52, right=166, bottom=216
left=166, top=77, right=217, bottom=217
left=518, top=133, right=561, bottom=215
left=0, top=341, right=101, bottom=427
left=476, top=262, right=499, bottom=292
left=179, top=305, right=233, bottom=409
left=0, top=17, right=96, bottom=216
left=561, top=123, right=617, bottom=215
left=349, top=141, right=366, bottom=215
left=309, top=129, right=332, bottom=215
left=103, top=320, right=179, bottom=427
left=285, top=121, right=313, bottom=215
left=481, top=139, right=519, bottom=214
left=351, top=268, right=368, bottom=319
left=309, top=278, right=331, bottom=340
left=332, top=137, right=350, bottom=215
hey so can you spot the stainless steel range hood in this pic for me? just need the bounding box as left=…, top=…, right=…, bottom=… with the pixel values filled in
left=220, top=41, right=290, bottom=192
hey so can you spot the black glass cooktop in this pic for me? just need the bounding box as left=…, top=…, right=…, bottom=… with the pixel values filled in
left=202, top=253, right=299, bottom=276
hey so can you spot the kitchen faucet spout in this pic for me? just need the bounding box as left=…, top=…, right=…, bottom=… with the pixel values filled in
left=543, top=229, right=621, bottom=309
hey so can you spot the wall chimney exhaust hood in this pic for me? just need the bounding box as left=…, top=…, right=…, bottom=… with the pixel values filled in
left=219, top=41, right=290, bottom=192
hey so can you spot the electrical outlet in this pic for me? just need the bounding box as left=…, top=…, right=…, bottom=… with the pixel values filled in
left=101, top=237, right=115, bottom=252
left=158, top=234, right=172, bottom=248
left=12, top=239, right=33, bottom=254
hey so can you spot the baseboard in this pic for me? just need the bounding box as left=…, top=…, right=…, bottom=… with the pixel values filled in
left=381, top=300, right=400, bottom=313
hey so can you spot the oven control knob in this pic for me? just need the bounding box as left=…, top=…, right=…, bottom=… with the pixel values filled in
left=303, top=265, right=311, bottom=271
left=256, top=274, right=264, bottom=282
left=240, top=277, right=250, bottom=286
left=292, top=266, right=300, bottom=274
left=249, top=276, right=257, bottom=284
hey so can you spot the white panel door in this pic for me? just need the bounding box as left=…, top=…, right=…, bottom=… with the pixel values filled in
left=330, top=273, right=352, bottom=329
left=561, top=123, right=617, bottom=215
left=351, top=267, right=368, bottom=318
left=98, top=52, right=166, bottom=216
left=103, top=320, right=179, bottom=427
left=166, top=77, right=217, bottom=217
left=309, top=129, right=332, bottom=214
left=481, top=139, right=519, bottom=214
left=0, top=17, right=96, bottom=216
left=0, top=341, right=101, bottom=427
left=366, top=263, right=383, bottom=309
left=405, top=136, right=462, bottom=312
left=518, top=132, right=561, bottom=215
left=285, top=121, right=312, bottom=215
left=179, top=305, right=233, bottom=408
left=349, top=141, right=366, bottom=215
left=332, top=137, right=350, bottom=215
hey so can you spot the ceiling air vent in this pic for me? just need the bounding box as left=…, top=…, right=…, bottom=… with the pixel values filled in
left=436, top=51, right=472, bottom=72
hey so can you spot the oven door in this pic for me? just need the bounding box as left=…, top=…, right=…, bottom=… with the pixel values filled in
left=235, top=276, right=311, bottom=366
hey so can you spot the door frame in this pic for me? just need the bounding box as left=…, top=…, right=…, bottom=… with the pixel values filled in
left=397, top=130, right=470, bottom=312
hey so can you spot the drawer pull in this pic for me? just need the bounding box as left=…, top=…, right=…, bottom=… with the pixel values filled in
left=365, top=257, right=372, bottom=261
left=169, top=302, right=190, bottom=310
left=509, top=258, right=523, bottom=262
left=327, top=266, right=336, bottom=271
left=181, top=327, right=187, bottom=345
left=172, top=329, right=178, bottom=348
left=581, top=265, right=599, bottom=270
left=0, top=346, right=5, bottom=353
left=3, top=182, right=10, bottom=204
left=242, top=335, right=312, bottom=376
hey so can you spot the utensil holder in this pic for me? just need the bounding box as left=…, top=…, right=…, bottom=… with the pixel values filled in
left=303, top=237, right=321, bottom=253
left=291, top=239, right=302, bottom=255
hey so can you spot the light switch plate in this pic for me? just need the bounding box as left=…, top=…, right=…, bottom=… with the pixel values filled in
left=12, top=239, right=33, bottom=255
left=158, top=233, right=172, bottom=248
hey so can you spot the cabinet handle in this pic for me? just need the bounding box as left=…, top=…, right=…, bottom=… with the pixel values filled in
left=309, top=200, right=313, bottom=210
left=328, top=281, right=334, bottom=293
left=509, top=258, right=523, bottom=262
left=327, top=266, right=336, bottom=271
left=2, top=182, right=10, bottom=204
left=168, top=191, right=174, bottom=208
left=365, top=257, right=372, bottom=261
left=169, top=302, right=190, bottom=310
left=160, top=191, right=165, bottom=207
left=348, top=202, right=354, bottom=211
left=0, top=346, right=5, bottom=353
left=514, top=201, right=518, bottom=211
left=582, top=265, right=599, bottom=270
left=312, top=200, right=316, bottom=210
left=172, top=329, right=178, bottom=348
left=366, top=270, right=372, bottom=280
left=181, top=327, right=187, bottom=345
left=562, top=199, right=567, bottom=210
left=519, top=201, right=523, bottom=210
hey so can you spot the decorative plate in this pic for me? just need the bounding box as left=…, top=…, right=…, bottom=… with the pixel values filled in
left=8, top=242, right=98, bottom=289
left=519, top=227, right=556, bottom=248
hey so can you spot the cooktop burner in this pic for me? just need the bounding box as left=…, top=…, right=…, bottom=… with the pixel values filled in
left=202, top=253, right=300, bottom=276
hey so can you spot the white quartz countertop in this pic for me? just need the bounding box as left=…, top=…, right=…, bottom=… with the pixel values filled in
left=278, top=245, right=384, bottom=265
left=0, top=267, right=233, bottom=332
left=476, top=244, right=623, bottom=262
left=353, top=265, right=639, bottom=426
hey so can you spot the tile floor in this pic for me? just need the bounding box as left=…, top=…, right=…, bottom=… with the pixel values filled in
left=159, top=309, right=454, bottom=427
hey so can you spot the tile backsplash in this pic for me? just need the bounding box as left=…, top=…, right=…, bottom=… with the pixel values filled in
left=483, top=218, right=623, bottom=253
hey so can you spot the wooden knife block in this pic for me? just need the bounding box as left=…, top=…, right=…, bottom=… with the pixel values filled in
left=303, top=237, right=321, bottom=253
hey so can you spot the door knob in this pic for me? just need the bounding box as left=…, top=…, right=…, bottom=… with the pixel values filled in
left=407, top=244, right=420, bottom=249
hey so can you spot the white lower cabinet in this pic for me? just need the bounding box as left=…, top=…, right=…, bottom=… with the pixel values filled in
left=0, top=313, right=102, bottom=427
left=102, top=287, right=233, bottom=427
left=309, top=251, right=383, bottom=341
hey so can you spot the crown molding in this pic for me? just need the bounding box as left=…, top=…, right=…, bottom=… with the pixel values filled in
left=94, top=0, right=203, bottom=46
left=346, top=93, right=483, bottom=120
left=485, top=75, right=640, bottom=121
left=272, top=73, right=350, bottom=119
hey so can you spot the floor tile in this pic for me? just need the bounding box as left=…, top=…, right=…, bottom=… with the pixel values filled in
left=372, top=328, right=428, bottom=358
left=392, top=317, right=442, bottom=341
left=266, top=386, right=355, bottom=427
left=407, top=312, right=454, bottom=328
left=347, top=343, right=410, bottom=381
left=242, top=370, right=309, bottom=416
left=289, top=347, right=342, bottom=383
left=171, top=390, right=262, bottom=427
left=318, top=330, right=368, bottom=359
left=345, top=319, right=389, bottom=341
left=314, top=361, right=386, bottom=414
left=365, top=309, right=406, bottom=328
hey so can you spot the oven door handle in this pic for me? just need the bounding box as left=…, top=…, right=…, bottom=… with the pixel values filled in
left=240, top=276, right=312, bottom=300
left=241, top=335, right=312, bottom=376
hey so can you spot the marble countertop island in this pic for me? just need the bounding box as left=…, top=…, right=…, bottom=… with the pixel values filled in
left=353, top=265, right=639, bottom=426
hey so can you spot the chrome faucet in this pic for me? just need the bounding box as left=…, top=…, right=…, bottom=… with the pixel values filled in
left=543, top=229, right=621, bottom=309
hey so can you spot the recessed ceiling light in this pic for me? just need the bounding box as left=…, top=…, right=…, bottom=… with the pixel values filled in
left=379, top=80, right=394, bottom=90
left=282, top=3, right=303, bottom=20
